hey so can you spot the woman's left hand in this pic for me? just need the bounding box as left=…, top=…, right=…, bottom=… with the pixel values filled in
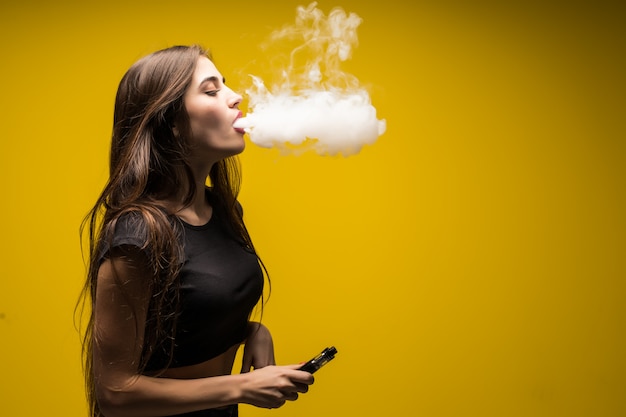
left=241, top=322, right=276, bottom=373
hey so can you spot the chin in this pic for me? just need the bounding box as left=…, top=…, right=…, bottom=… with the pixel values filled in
left=202, top=136, right=246, bottom=160
left=232, top=139, right=246, bottom=153
left=223, top=142, right=246, bottom=158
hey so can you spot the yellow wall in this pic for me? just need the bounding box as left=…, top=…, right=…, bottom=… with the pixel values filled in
left=1, top=0, right=624, bottom=416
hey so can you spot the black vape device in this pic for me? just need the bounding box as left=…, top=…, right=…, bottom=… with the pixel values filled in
left=299, top=346, right=338, bottom=374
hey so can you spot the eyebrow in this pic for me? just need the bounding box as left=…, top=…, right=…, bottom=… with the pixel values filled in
left=198, top=76, right=226, bottom=88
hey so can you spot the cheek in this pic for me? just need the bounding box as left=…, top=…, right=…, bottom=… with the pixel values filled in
left=188, top=107, right=221, bottom=131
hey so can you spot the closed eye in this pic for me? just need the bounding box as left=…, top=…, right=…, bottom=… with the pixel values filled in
left=199, top=75, right=226, bottom=97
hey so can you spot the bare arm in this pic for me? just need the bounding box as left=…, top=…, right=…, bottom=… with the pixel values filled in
left=93, top=247, right=313, bottom=417
left=241, top=322, right=276, bottom=373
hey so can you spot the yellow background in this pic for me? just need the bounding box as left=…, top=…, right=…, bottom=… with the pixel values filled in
left=1, top=0, right=624, bottom=416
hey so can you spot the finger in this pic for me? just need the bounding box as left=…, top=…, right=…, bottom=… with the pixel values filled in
left=284, top=363, right=306, bottom=370
left=269, top=399, right=287, bottom=409
left=294, top=382, right=310, bottom=393
left=287, top=368, right=315, bottom=385
left=277, top=387, right=300, bottom=401
left=284, top=392, right=299, bottom=402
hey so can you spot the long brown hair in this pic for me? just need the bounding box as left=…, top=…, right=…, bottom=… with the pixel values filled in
left=77, top=45, right=265, bottom=417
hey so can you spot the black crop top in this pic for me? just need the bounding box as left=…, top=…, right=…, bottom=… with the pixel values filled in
left=99, top=200, right=264, bottom=371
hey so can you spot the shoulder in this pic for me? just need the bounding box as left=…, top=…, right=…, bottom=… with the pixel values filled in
left=95, top=212, right=147, bottom=264
left=98, top=205, right=178, bottom=263
left=110, top=210, right=150, bottom=246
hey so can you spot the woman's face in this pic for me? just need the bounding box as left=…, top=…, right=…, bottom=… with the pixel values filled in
left=183, top=56, right=246, bottom=163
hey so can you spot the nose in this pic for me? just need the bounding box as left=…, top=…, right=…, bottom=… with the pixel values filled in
left=227, top=87, right=242, bottom=109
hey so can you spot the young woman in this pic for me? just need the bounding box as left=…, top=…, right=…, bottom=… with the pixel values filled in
left=79, top=45, right=314, bottom=417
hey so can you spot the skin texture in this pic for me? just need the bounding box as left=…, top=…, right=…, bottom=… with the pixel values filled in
left=92, top=56, right=314, bottom=417
left=184, top=57, right=247, bottom=170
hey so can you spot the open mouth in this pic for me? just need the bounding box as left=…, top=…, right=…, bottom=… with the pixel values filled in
left=234, top=111, right=246, bottom=134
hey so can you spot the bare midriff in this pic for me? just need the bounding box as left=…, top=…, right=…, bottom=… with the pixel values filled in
left=151, top=344, right=240, bottom=379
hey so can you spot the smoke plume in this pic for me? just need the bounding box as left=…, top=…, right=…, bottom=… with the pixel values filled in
left=234, top=2, right=386, bottom=156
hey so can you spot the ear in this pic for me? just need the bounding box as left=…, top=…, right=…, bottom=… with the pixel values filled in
left=172, top=124, right=180, bottom=138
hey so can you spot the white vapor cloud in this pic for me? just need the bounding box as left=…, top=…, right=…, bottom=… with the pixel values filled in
left=234, top=2, right=387, bottom=157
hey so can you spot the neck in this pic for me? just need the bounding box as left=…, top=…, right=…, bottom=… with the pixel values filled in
left=173, top=163, right=214, bottom=226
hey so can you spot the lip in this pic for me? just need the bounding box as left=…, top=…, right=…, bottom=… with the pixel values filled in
left=234, top=111, right=245, bottom=134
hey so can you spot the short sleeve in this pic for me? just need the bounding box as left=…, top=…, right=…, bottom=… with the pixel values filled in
left=96, top=212, right=150, bottom=264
